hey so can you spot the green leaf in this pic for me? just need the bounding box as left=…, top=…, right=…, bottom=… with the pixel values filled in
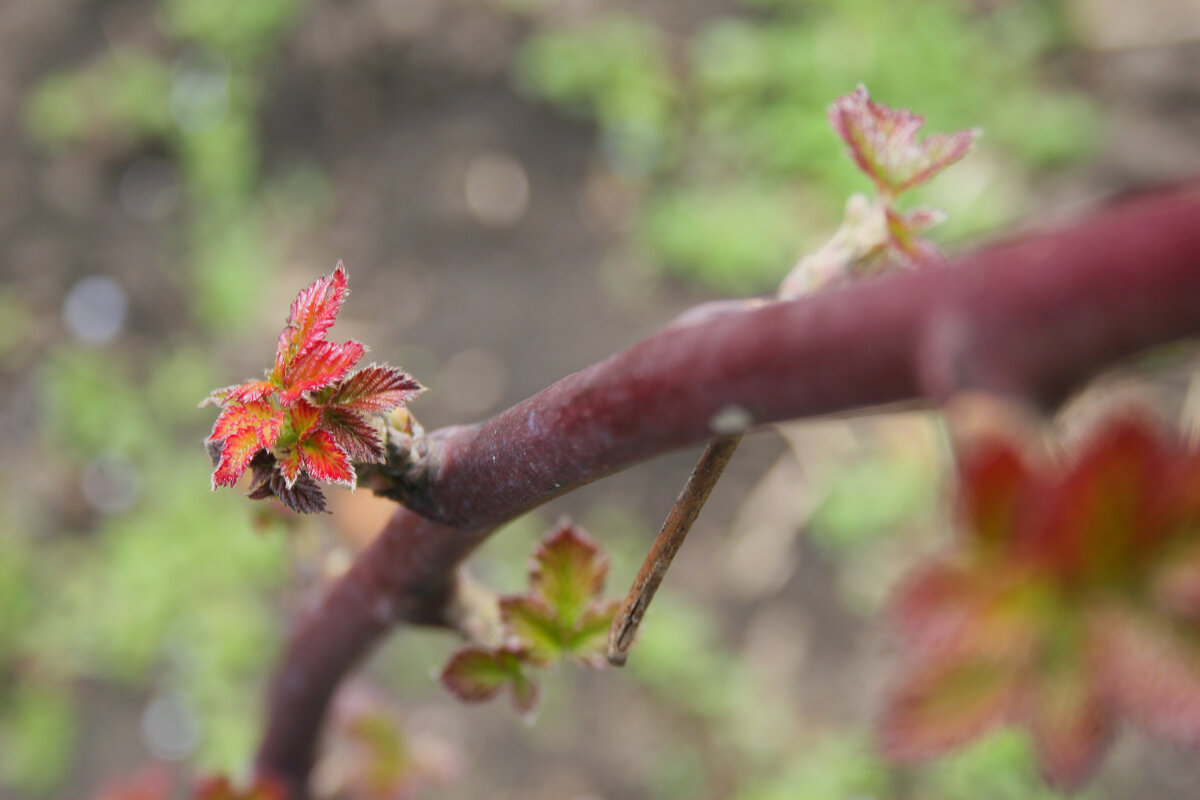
left=499, top=596, right=562, bottom=665
left=439, top=645, right=540, bottom=719
left=527, top=520, right=610, bottom=628
left=0, top=684, right=76, bottom=794
left=565, top=599, right=620, bottom=667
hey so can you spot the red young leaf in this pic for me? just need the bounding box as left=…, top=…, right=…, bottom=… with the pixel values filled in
left=209, top=398, right=284, bottom=489
left=830, top=85, right=979, bottom=195
left=329, top=365, right=425, bottom=413
left=209, top=402, right=283, bottom=488
left=273, top=262, right=349, bottom=376
left=201, top=380, right=276, bottom=408
left=297, top=428, right=356, bottom=487
left=204, top=263, right=423, bottom=512
left=285, top=398, right=322, bottom=440
left=277, top=445, right=305, bottom=488
left=323, top=407, right=386, bottom=463
left=278, top=340, right=366, bottom=406
left=209, top=398, right=281, bottom=444
left=212, top=429, right=268, bottom=489
left=276, top=429, right=353, bottom=489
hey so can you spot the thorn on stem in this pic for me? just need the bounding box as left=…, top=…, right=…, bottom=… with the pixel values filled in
left=606, top=434, right=743, bottom=666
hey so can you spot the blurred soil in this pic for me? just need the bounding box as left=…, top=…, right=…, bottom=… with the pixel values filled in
left=3, top=1, right=1200, bottom=799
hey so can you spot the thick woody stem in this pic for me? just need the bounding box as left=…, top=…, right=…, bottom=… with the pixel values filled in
left=256, top=184, right=1200, bottom=797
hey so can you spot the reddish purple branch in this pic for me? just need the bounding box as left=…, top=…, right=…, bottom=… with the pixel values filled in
left=256, top=185, right=1200, bottom=797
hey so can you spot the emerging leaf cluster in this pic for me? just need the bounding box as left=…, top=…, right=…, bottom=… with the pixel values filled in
left=202, top=263, right=423, bottom=512
left=439, top=521, right=619, bottom=718
left=780, top=85, right=979, bottom=296
left=316, top=687, right=431, bottom=800
left=881, top=413, right=1200, bottom=789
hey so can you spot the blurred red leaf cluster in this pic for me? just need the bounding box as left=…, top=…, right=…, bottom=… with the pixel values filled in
left=881, top=413, right=1200, bottom=788
left=192, top=776, right=289, bottom=800
left=94, top=768, right=287, bottom=800
left=202, top=263, right=423, bottom=512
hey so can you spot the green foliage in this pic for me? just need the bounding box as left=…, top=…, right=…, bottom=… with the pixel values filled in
left=518, top=0, right=1097, bottom=291
left=921, top=730, right=1092, bottom=800
left=147, top=347, right=221, bottom=427
left=189, top=211, right=271, bottom=330
left=626, top=593, right=754, bottom=721
left=24, top=50, right=171, bottom=148
left=161, top=0, right=306, bottom=61
left=733, top=737, right=889, bottom=800
left=648, top=743, right=709, bottom=800
left=641, top=186, right=802, bottom=292
left=0, top=540, right=34, bottom=662
left=20, top=456, right=288, bottom=771
left=516, top=16, right=677, bottom=175
left=180, top=117, right=261, bottom=207
left=810, top=449, right=938, bottom=550
left=23, top=0, right=313, bottom=337
left=732, top=730, right=1089, bottom=800
left=41, top=349, right=159, bottom=458
left=16, top=4, right=316, bottom=786
left=0, top=683, right=76, bottom=795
